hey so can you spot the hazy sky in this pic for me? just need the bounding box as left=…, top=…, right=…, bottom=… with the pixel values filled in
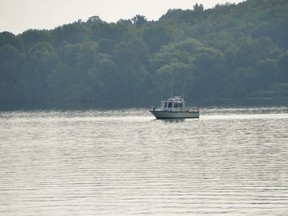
left=0, top=0, right=245, bottom=34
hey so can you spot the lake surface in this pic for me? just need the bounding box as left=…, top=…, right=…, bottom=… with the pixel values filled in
left=0, top=106, right=288, bottom=216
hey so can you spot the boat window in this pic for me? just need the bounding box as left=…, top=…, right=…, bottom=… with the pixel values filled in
left=168, top=102, right=173, bottom=108
left=179, top=103, right=183, bottom=108
left=174, top=103, right=178, bottom=108
left=164, top=102, right=167, bottom=108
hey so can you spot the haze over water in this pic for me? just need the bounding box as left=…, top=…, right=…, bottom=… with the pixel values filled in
left=0, top=106, right=288, bottom=215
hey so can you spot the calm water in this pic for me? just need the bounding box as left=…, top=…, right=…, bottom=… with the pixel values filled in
left=0, top=107, right=288, bottom=216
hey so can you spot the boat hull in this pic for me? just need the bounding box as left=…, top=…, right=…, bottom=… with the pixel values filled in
left=150, top=110, right=199, bottom=119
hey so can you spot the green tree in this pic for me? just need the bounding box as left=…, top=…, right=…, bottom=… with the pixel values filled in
left=48, top=62, right=74, bottom=101
left=193, top=48, right=227, bottom=98
left=1, top=0, right=288, bottom=107
left=131, top=15, right=148, bottom=27
left=51, top=20, right=88, bottom=46
left=0, top=32, right=22, bottom=49
left=278, top=51, right=288, bottom=82
left=193, top=3, right=204, bottom=14
left=98, top=39, right=116, bottom=54
left=22, top=42, right=58, bottom=103
left=21, top=29, right=50, bottom=46
left=0, top=45, right=23, bottom=103
left=143, top=24, right=174, bottom=53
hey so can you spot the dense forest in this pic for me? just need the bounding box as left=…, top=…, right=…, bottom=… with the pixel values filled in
left=0, top=0, right=288, bottom=108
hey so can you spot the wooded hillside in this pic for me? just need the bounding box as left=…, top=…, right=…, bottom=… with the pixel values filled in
left=1, top=0, right=288, bottom=108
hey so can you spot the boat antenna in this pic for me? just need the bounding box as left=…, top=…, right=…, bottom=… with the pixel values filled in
left=182, top=78, right=186, bottom=99
left=170, top=80, right=174, bottom=98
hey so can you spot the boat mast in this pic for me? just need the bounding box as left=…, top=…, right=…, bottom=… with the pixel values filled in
left=170, top=80, right=174, bottom=98
left=183, top=79, right=185, bottom=100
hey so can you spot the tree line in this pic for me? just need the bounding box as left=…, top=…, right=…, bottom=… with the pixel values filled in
left=0, top=0, right=288, bottom=108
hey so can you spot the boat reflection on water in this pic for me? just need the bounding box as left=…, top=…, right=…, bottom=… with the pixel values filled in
left=153, top=118, right=186, bottom=123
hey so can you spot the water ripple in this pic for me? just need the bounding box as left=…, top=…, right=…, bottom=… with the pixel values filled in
left=0, top=107, right=287, bottom=215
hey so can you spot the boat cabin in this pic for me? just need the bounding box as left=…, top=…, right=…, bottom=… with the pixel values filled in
left=161, top=96, right=185, bottom=111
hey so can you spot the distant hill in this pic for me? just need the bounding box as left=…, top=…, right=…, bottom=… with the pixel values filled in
left=0, top=0, right=288, bottom=108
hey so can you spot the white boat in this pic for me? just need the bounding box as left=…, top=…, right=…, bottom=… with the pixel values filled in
left=149, top=96, right=199, bottom=119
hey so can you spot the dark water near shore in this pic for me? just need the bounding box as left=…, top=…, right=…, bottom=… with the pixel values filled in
left=0, top=106, right=288, bottom=216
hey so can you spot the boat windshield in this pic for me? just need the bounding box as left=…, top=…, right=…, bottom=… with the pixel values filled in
left=161, top=97, right=185, bottom=109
